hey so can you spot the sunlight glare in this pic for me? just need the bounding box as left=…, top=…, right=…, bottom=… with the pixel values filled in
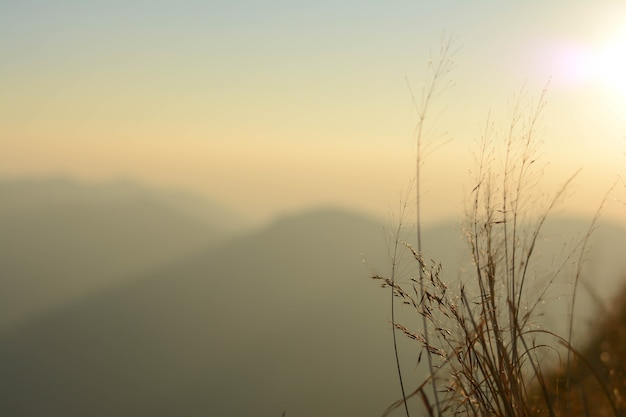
left=595, top=25, right=626, bottom=99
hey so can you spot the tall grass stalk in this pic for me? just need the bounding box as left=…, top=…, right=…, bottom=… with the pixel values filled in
left=564, top=183, right=616, bottom=415
left=386, top=186, right=415, bottom=417
left=412, top=34, right=457, bottom=417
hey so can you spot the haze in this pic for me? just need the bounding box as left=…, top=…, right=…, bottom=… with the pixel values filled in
left=3, top=3, right=626, bottom=415
left=2, top=1, right=626, bottom=224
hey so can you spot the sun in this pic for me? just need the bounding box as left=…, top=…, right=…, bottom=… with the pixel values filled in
left=543, top=22, right=626, bottom=112
left=594, top=27, right=626, bottom=99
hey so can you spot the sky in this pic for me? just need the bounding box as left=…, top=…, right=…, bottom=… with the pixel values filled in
left=2, top=1, right=626, bottom=224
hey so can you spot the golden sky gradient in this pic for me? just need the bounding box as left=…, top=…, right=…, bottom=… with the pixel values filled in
left=2, top=1, right=626, bottom=223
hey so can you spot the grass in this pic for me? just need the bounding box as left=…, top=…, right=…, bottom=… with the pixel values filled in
left=549, top=285, right=626, bottom=416
left=371, top=35, right=624, bottom=417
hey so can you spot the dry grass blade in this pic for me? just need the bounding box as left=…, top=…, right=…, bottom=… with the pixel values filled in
left=369, top=35, right=620, bottom=417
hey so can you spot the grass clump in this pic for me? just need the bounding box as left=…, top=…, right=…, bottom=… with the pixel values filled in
left=371, top=36, right=623, bottom=417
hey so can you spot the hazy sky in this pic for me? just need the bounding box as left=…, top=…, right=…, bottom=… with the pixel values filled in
left=2, top=1, right=626, bottom=223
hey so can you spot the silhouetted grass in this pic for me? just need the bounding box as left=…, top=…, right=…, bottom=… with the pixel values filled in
left=371, top=35, right=622, bottom=417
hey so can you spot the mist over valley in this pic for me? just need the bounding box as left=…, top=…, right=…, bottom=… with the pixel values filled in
left=1, top=178, right=626, bottom=416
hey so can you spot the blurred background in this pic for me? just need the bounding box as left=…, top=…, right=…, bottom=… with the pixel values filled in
left=1, top=1, right=626, bottom=416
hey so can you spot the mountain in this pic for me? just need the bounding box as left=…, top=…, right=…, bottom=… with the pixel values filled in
left=0, top=177, right=243, bottom=329
left=0, top=207, right=625, bottom=416
left=0, top=208, right=457, bottom=417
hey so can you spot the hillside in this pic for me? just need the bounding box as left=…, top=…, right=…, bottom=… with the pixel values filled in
left=1, top=206, right=625, bottom=416
left=0, top=208, right=464, bottom=417
left=0, top=177, right=239, bottom=328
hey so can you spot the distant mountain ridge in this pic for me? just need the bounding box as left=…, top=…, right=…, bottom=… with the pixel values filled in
left=0, top=177, right=244, bottom=329
left=0, top=176, right=247, bottom=229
